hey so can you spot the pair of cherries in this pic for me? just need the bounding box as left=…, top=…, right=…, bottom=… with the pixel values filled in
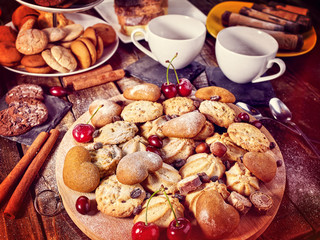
left=132, top=188, right=192, bottom=240
left=161, top=53, right=193, bottom=99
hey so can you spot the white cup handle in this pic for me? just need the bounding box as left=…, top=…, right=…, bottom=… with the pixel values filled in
left=131, top=28, right=158, bottom=62
left=252, top=58, right=286, bottom=83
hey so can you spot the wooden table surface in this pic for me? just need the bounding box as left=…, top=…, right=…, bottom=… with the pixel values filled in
left=0, top=0, right=320, bottom=239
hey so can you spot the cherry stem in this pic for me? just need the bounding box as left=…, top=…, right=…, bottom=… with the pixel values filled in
left=145, top=189, right=161, bottom=226
left=161, top=187, right=179, bottom=227
left=165, top=52, right=179, bottom=85
left=86, top=104, right=103, bottom=124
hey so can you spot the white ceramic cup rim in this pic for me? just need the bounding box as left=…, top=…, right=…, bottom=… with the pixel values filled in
left=217, top=26, right=279, bottom=58
left=147, top=14, right=206, bottom=42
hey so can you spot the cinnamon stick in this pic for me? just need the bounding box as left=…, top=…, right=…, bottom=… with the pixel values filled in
left=268, top=2, right=309, bottom=16
left=72, top=69, right=125, bottom=91
left=62, top=64, right=113, bottom=86
left=4, top=129, right=60, bottom=219
left=0, top=132, right=49, bottom=205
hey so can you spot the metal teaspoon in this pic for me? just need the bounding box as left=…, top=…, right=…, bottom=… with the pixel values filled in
left=269, top=97, right=320, bottom=159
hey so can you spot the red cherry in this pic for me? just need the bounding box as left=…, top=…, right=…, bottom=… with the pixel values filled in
left=238, top=112, right=250, bottom=122
left=148, top=135, right=163, bottom=148
left=167, top=217, right=192, bottom=240
left=146, top=146, right=162, bottom=156
left=76, top=196, right=90, bottom=215
left=176, top=78, right=192, bottom=97
left=161, top=82, right=177, bottom=99
left=132, top=221, right=160, bottom=240
left=251, top=120, right=262, bottom=129
left=72, top=123, right=95, bottom=143
left=49, top=86, right=68, bottom=97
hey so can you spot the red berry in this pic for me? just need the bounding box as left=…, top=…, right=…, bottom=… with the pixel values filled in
left=251, top=120, right=262, bottom=129
left=148, top=135, right=163, bottom=148
left=76, top=196, right=90, bottom=215
left=146, top=146, right=162, bottom=156
left=210, top=142, right=227, bottom=157
left=72, top=123, right=95, bottom=143
left=238, top=112, right=250, bottom=122
left=49, top=86, right=68, bottom=97
left=177, top=78, right=192, bottom=97
left=161, top=82, right=177, bottom=99
left=167, top=217, right=192, bottom=240
left=132, top=222, right=160, bottom=240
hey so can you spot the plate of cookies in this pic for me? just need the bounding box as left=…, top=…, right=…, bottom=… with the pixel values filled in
left=55, top=84, right=286, bottom=240
left=16, top=0, right=104, bottom=13
left=3, top=11, right=118, bottom=77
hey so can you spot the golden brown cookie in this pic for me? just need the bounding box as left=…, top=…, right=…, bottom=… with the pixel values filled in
left=12, top=5, right=40, bottom=30
left=25, top=65, right=53, bottom=73
left=163, top=97, right=196, bottom=116
left=0, top=26, right=18, bottom=42
left=195, top=86, right=236, bottom=103
left=161, top=138, right=195, bottom=164
left=0, top=41, right=22, bottom=67
left=121, top=101, right=163, bottom=123
left=21, top=54, right=47, bottom=67
left=92, top=23, right=117, bottom=46
left=16, top=29, right=48, bottom=55
left=123, top=83, right=161, bottom=102
left=70, top=39, right=92, bottom=69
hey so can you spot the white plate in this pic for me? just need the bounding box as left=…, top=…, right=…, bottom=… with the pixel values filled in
left=94, top=0, right=207, bottom=43
left=5, top=13, right=119, bottom=77
left=16, top=0, right=104, bottom=13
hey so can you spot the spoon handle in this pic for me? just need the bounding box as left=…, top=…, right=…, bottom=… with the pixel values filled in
left=258, top=117, right=300, bottom=134
left=288, top=121, right=320, bottom=159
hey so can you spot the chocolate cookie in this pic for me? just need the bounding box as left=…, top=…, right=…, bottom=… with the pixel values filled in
left=0, top=99, right=48, bottom=136
left=5, top=84, right=44, bottom=104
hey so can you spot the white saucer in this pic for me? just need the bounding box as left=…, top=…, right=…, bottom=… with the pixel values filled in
left=5, top=13, right=119, bottom=77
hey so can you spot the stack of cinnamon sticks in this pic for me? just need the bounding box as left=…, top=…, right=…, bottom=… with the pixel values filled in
left=0, top=129, right=59, bottom=219
left=62, top=64, right=125, bottom=91
left=221, top=2, right=312, bottom=51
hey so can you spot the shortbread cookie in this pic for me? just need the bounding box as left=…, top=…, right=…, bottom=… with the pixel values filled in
left=162, top=97, right=196, bottom=116
left=5, top=84, right=44, bottom=104
left=179, top=153, right=225, bottom=179
left=123, top=83, right=161, bottom=102
left=143, top=163, right=181, bottom=194
left=95, top=175, right=146, bottom=218
left=206, top=132, right=247, bottom=162
left=61, top=24, right=84, bottom=42
left=225, top=162, right=260, bottom=196
left=195, top=86, right=236, bottom=103
left=89, top=99, right=122, bottom=128
left=120, top=135, right=148, bottom=156
left=199, top=100, right=236, bottom=128
left=193, top=121, right=215, bottom=141
left=94, top=121, right=138, bottom=145
left=227, top=122, right=270, bottom=152
left=140, top=116, right=168, bottom=139
left=133, top=195, right=184, bottom=228
left=161, top=138, right=195, bottom=164
left=42, top=27, right=67, bottom=42
left=121, top=101, right=163, bottom=123
left=161, top=111, right=206, bottom=138
left=89, top=144, right=122, bottom=178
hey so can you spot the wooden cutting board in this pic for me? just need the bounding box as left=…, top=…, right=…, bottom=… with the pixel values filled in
left=55, top=99, right=286, bottom=240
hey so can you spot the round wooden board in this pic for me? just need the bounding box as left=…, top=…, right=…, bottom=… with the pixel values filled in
left=55, top=100, right=286, bottom=240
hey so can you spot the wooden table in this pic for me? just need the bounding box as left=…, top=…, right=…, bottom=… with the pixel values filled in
left=0, top=0, right=320, bottom=239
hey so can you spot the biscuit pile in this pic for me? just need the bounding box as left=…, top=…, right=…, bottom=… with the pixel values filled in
left=0, top=5, right=116, bottom=74
left=63, top=85, right=280, bottom=237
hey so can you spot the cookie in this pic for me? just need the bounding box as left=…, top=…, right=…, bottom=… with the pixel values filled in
left=25, top=65, right=53, bottom=74
left=133, top=195, right=184, bottom=228
left=161, top=138, right=195, bottom=164
left=51, top=46, right=77, bottom=72
left=21, top=54, right=47, bottom=68
left=123, top=83, right=161, bottom=102
left=199, top=100, right=236, bottom=128
left=195, top=86, right=236, bottom=103
left=12, top=5, right=39, bottom=30
left=227, top=122, right=270, bottom=152
left=179, top=153, right=225, bottom=179
left=70, top=39, right=91, bottom=69
left=140, top=116, right=168, bottom=139
left=121, top=101, right=163, bottom=123
left=0, top=41, right=22, bottom=67
left=0, top=99, right=48, bottom=136
left=95, top=175, right=146, bottom=218
left=0, top=26, right=17, bottom=42
left=225, top=162, right=260, bottom=196
left=143, top=163, right=181, bottom=194
left=61, top=24, right=84, bottom=42
left=92, top=23, right=116, bottom=46
left=89, top=144, right=122, bottom=179
left=193, top=121, right=215, bottom=141
left=83, top=27, right=98, bottom=46
left=16, top=29, right=48, bottom=55
left=161, top=111, right=206, bottom=138
left=41, top=49, right=67, bottom=73
left=162, top=97, right=196, bottom=116
left=5, top=84, right=44, bottom=104
left=94, top=121, right=138, bottom=145
left=42, top=27, right=67, bottom=42
left=120, top=135, right=148, bottom=156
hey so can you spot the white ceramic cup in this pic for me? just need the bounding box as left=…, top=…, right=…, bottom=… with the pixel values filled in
left=215, top=26, right=286, bottom=84
left=131, top=14, right=206, bottom=69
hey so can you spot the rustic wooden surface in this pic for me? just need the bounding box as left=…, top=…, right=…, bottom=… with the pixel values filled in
left=0, top=0, right=320, bottom=240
